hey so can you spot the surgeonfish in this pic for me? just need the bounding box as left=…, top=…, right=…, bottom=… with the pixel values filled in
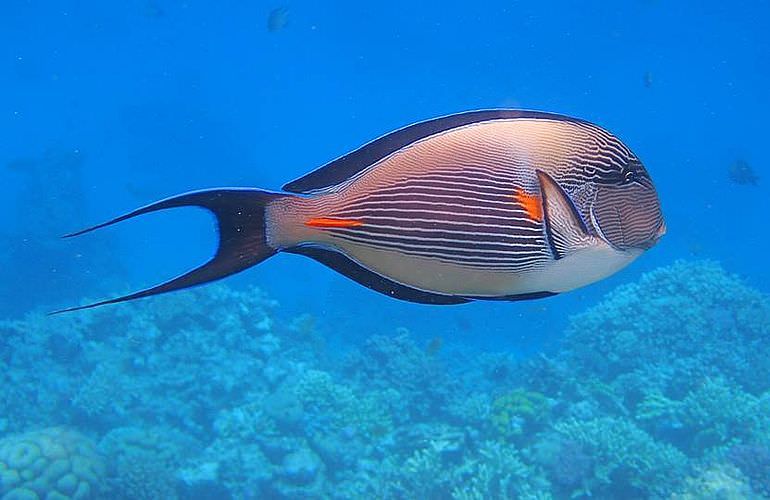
left=57, top=110, right=665, bottom=313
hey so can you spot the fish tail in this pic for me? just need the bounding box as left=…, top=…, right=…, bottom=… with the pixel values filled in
left=52, top=188, right=290, bottom=314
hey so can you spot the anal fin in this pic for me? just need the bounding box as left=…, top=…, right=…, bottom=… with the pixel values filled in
left=464, top=291, right=558, bottom=301
left=286, top=245, right=470, bottom=305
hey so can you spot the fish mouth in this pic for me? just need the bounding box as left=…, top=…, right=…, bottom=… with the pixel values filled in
left=636, top=220, right=667, bottom=250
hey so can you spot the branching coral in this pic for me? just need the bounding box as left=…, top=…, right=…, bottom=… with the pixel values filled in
left=451, top=441, right=551, bottom=500
left=726, top=443, right=770, bottom=497
left=679, top=378, right=765, bottom=451
left=635, top=377, right=768, bottom=453
left=554, top=417, right=688, bottom=497
left=532, top=435, right=592, bottom=495
left=384, top=433, right=551, bottom=500
left=490, top=388, right=551, bottom=440
left=343, top=332, right=455, bottom=420
left=71, top=362, right=130, bottom=425
left=292, top=369, right=392, bottom=438
left=563, top=261, right=770, bottom=395
left=98, top=426, right=199, bottom=500
left=671, top=463, right=754, bottom=500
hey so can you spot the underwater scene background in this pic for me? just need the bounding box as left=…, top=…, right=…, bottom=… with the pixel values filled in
left=1, top=1, right=769, bottom=498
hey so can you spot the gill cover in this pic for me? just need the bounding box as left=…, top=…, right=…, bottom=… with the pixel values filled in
left=589, top=159, right=665, bottom=250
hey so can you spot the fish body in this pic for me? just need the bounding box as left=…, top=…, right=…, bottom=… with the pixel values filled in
left=729, top=159, right=759, bottom=186
left=267, top=7, right=289, bottom=32
left=59, top=110, right=665, bottom=312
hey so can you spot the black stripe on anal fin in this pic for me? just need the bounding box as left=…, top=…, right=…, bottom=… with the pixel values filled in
left=537, top=170, right=591, bottom=260
left=286, top=246, right=471, bottom=305
left=464, top=291, right=558, bottom=301
left=52, top=188, right=287, bottom=314
left=283, top=109, right=591, bottom=194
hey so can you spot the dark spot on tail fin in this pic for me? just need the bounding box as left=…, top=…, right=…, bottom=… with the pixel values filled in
left=52, top=188, right=287, bottom=314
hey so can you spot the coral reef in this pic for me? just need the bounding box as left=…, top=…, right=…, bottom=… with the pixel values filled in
left=98, top=426, right=199, bottom=500
left=553, top=417, right=688, bottom=497
left=726, top=443, right=770, bottom=497
left=532, top=435, right=592, bottom=494
left=292, top=369, right=393, bottom=438
left=672, top=463, right=755, bottom=500
left=342, top=331, right=455, bottom=421
left=561, top=260, right=770, bottom=395
left=0, top=427, right=105, bottom=499
left=1, top=260, right=769, bottom=498
left=490, top=388, right=551, bottom=440
left=0, top=284, right=279, bottom=437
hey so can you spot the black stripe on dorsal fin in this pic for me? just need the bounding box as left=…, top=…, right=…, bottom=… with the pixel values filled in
left=285, top=245, right=471, bottom=305
left=282, top=109, right=587, bottom=194
left=51, top=188, right=286, bottom=314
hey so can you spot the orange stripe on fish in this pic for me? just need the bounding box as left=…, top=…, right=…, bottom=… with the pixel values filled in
left=305, top=217, right=364, bottom=228
left=512, top=189, right=543, bottom=222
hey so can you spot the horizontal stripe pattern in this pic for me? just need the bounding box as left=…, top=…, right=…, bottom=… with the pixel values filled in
left=321, top=168, right=549, bottom=271
left=292, top=116, right=661, bottom=284
left=592, top=184, right=663, bottom=250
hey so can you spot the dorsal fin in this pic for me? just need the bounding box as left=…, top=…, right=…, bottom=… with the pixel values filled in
left=537, top=170, right=592, bottom=260
left=282, top=109, right=588, bottom=194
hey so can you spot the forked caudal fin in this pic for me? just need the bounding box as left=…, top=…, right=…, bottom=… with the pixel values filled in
left=52, top=188, right=287, bottom=314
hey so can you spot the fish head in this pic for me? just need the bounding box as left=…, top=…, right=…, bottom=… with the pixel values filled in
left=585, top=156, right=665, bottom=251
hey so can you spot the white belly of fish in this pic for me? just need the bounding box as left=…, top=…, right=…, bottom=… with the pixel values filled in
left=512, top=244, right=642, bottom=294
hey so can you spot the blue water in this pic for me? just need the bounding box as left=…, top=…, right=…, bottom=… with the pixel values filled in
left=1, top=1, right=769, bottom=499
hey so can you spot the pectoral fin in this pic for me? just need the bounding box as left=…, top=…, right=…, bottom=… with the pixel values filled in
left=537, top=170, right=591, bottom=260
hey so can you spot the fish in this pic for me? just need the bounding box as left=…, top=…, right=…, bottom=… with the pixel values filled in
left=643, top=71, right=653, bottom=88
left=56, top=109, right=666, bottom=313
left=142, top=1, right=165, bottom=19
left=267, top=7, right=289, bottom=32
left=425, top=336, right=443, bottom=356
left=728, top=159, right=759, bottom=186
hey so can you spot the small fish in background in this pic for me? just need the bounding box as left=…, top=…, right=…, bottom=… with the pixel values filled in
left=425, top=336, right=443, bottom=356
left=6, top=158, right=36, bottom=172
left=289, top=313, right=317, bottom=339
left=643, top=71, right=653, bottom=88
left=57, top=110, right=666, bottom=313
left=728, top=159, right=759, bottom=186
left=142, top=1, right=165, bottom=19
left=454, top=315, right=473, bottom=333
left=688, top=240, right=704, bottom=257
left=268, top=7, right=289, bottom=32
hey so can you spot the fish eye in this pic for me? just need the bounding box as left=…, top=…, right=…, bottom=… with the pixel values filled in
left=623, top=170, right=636, bottom=184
